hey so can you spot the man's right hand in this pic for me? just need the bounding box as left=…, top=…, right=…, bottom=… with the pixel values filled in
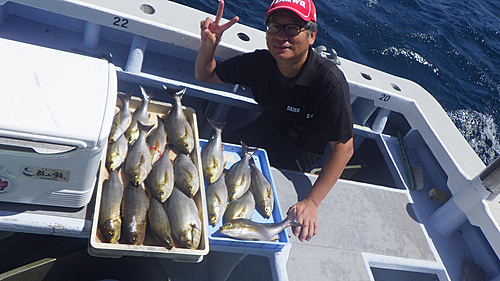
left=200, top=0, right=239, bottom=48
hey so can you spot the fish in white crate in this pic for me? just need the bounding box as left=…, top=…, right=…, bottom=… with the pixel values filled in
left=164, top=87, right=194, bottom=155
left=225, top=141, right=257, bottom=202
left=124, top=121, right=153, bottom=186
left=121, top=182, right=150, bottom=245
left=201, top=118, right=226, bottom=183
left=148, top=197, right=174, bottom=249
left=166, top=186, right=202, bottom=249
left=109, top=91, right=133, bottom=143
left=146, top=145, right=174, bottom=203
left=173, top=153, right=199, bottom=198
left=125, top=86, right=155, bottom=145
left=146, top=114, right=167, bottom=165
left=249, top=157, right=274, bottom=219
left=105, top=133, right=128, bottom=171
left=98, top=167, right=124, bottom=244
left=206, top=170, right=228, bottom=226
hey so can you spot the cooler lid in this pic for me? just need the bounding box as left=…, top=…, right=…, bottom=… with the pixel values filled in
left=0, top=38, right=116, bottom=149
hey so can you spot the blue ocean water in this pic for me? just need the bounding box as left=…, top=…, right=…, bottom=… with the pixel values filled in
left=177, top=0, right=500, bottom=165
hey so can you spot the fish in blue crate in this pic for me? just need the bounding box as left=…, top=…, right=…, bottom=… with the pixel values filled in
left=219, top=212, right=303, bottom=241
left=201, top=118, right=226, bottom=183
left=206, top=169, right=228, bottom=226
left=223, top=189, right=255, bottom=223
left=225, top=141, right=257, bottom=202
left=249, top=157, right=274, bottom=218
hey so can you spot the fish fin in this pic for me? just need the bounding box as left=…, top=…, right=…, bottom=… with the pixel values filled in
left=214, top=192, right=223, bottom=206
left=185, top=168, right=194, bottom=180
left=155, top=139, right=161, bottom=149
left=270, top=235, right=280, bottom=241
left=267, top=185, right=273, bottom=199
left=239, top=174, right=246, bottom=186
left=116, top=111, right=121, bottom=126
left=139, top=85, right=156, bottom=101
left=212, top=155, right=218, bottom=168
left=184, top=125, right=191, bottom=137
left=163, top=170, right=169, bottom=184
left=238, top=205, right=247, bottom=218
left=139, top=154, right=146, bottom=167
left=206, top=118, right=227, bottom=131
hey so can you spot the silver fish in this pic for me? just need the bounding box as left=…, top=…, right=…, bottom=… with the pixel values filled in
left=219, top=212, right=303, bottom=241
left=225, top=141, right=257, bottom=202
left=148, top=198, right=174, bottom=249
left=146, top=145, right=174, bottom=203
left=124, top=121, right=153, bottom=186
left=173, top=153, right=199, bottom=198
left=166, top=186, right=202, bottom=249
left=201, top=118, right=226, bottom=184
left=121, top=182, right=150, bottom=245
left=106, top=133, right=128, bottom=171
left=206, top=170, right=228, bottom=226
left=249, top=158, right=274, bottom=219
left=125, top=86, right=155, bottom=145
left=109, top=91, right=133, bottom=143
left=98, top=167, right=124, bottom=243
left=146, top=114, right=167, bottom=165
left=164, top=87, right=194, bottom=155
left=223, top=190, right=255, bottom=224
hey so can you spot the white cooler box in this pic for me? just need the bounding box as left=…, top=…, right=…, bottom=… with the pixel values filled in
left=0, top=38, right=117, bottom=208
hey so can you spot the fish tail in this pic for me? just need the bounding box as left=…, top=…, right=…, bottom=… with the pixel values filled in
left=137, top=121, right=154, bottom=134
left=156, top=114, right=165, bottom=125
left=241, top=140, right=258, bottom=157
left=139, top=85, right=156, bottom=101
left=207, top=118, right=227, bottom=132
left=117, top=90, right=134, bottom=105
left=285, top=212, right=305, bottom=228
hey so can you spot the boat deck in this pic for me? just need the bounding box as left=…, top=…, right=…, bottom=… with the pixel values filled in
left=0, top=168, right=451, bottom=281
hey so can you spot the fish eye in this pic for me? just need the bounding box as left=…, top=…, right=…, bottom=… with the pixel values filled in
left=131, top=236, right=137, bottom=242
left=159, top=191, right=164, bottom=196
left=227, top=223, right=232, bottom=227
left=186, top=241, right=192, bottom=247
left=108, top=230, right=115, bottom=237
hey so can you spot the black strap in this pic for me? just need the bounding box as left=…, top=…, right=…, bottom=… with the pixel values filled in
left=286, top=58, right=337, bottom=141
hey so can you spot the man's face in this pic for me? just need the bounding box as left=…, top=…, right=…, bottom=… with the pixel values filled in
left=266, top=10, right=316, bottom=63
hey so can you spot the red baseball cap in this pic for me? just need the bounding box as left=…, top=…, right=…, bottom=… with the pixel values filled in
left=265, top=0, right=317, bottom=23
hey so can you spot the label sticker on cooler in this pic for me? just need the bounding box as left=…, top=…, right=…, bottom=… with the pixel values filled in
left=20, top=166, right=70, bottom=182
left=0, top=174, right=14, bottom=194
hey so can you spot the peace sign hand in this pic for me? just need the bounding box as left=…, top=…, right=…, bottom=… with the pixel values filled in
left=200, top=0, right=239, bottom=48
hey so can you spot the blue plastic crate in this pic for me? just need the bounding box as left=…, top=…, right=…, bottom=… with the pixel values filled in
left=199, top=139, right=289, bottom=252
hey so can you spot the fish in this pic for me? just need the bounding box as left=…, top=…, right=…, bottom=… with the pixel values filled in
left=205, top=170, right=228, bottom=226
left=201, top=118, right=226, bottom=184
left=148, top=198, right=174, bottom=249
left=164, top=87, right=194, bottom=154
left=166, top=186, right=202, bottom=249
left=146, top=114, right=167, bottom=165
left=98, top=167, right=124, bottom=243
left=125, top=86, right=155, bottom=145
left=223, top=190, right=255, bottom=224
left=146, top=145, right=174, bottom=203
left=173, top=153, right=199, bottom=198
left=109, top=91, right=133, bottom=143
left=124, top=121, right=154, bottom=186
left=219, top=212, right=304, bottom=241
left=249, top=158, right=274, bottom=218
left=121, top=182, right=150, bottom=245
left=225, top=141, right=257, bottom=202
left=105, top=133, right=128, bottom=171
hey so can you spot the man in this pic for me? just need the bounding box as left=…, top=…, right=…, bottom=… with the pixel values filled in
left=196, top=0, right=354, bottom=242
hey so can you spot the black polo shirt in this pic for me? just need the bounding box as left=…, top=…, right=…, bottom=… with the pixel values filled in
left=215, top=48, right=353, bottom=154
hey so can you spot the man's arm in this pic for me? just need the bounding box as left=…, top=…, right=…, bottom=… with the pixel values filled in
left=290, top=138, right=354, bottom=242
left=195, top=0, right=238, bottom=83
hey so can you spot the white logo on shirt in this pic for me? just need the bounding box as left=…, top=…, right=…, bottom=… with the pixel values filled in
left=287, top=106, right=300, bottom=113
